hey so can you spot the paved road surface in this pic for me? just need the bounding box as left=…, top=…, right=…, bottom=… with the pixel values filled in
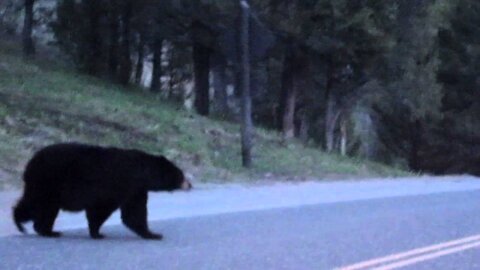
left=1, top=178, right=480, bottom=270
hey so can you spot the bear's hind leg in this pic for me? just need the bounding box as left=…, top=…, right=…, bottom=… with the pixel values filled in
left=121, top=191, right=162, bottom=240
left=86, top=203, right=117, bottom=239
left=33, top=203, right=61, bottom=237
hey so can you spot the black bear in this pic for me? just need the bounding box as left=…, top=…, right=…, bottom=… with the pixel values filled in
left=13, top=143, right=192, bottom=240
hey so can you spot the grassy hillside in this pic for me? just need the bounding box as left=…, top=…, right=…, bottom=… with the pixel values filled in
left=0, top=39, right=408, bottom=190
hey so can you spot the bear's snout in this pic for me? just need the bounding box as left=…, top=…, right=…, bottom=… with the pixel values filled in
left=181, top=179, right=192, bottom=191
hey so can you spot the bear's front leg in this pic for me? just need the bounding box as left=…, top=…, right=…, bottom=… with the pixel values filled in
left=120, top=191, right=163, bottom=240
left=33, top=202, right=62, bottom=238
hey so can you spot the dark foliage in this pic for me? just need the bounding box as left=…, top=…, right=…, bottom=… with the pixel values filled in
left=10, top=0, right=480, bottom=172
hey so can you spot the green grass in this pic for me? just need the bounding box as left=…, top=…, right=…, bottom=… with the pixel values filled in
left=0, top=39, right=409, bottom=190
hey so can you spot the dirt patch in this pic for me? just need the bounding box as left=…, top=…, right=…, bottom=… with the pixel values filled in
left=0, top=91, right=159, bottom=147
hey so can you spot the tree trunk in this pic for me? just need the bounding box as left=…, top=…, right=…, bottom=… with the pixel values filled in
left=193, top=41, right=211, bottom=116
left=325, top=97, right=340, bottom=153
left=212, top=53, right=229, bottom=118
left=325, top=56, right=339, bottom=153
left=150, top=38, right=163, bottom=92
left=118, top=0, right=132, bottom=86
left=278, top=45, right=296, bottom=139
left=134, top=33, right=145, bottom=85
left=107, top=0, right=119, bottom=81
left=85, top=0, right=101, bottom=76
left=340, top=118, right=347, bottom=156
left=239, top=0, right=253, bottom=168
left=277, top=48, right=293, bottom=130
left=22, top=0, right=35, bottom=58
left=282, top=80, right=297, bottom=140
left=281, top=47, right=310, bottom=141
left=408, top=120, right=422, bottom=171
left=299, top=111, right=309, bottom=145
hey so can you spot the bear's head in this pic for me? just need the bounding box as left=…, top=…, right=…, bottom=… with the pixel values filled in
left=147, top=155, right=192, bottom=192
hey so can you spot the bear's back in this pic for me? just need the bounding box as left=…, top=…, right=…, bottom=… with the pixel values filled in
left=24, top=143, right=105, bottom=182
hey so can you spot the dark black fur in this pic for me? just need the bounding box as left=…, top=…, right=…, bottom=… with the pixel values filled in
left=13, top=143, right=190, bottom=240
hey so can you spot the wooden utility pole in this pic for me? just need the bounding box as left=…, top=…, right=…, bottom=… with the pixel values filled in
left=239, top=0, right=253, bottom=167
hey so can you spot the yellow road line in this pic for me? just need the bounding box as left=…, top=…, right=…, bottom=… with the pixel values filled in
left=372, top=240, right=480, bottom=270
left=337, top=234, right=480, bottom=270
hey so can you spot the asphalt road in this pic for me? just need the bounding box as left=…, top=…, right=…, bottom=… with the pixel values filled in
left=1, top=189, right=479, bottom=270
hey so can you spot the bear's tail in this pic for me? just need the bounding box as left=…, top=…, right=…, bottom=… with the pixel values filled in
left=13, top=199, right=31, bottom=234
